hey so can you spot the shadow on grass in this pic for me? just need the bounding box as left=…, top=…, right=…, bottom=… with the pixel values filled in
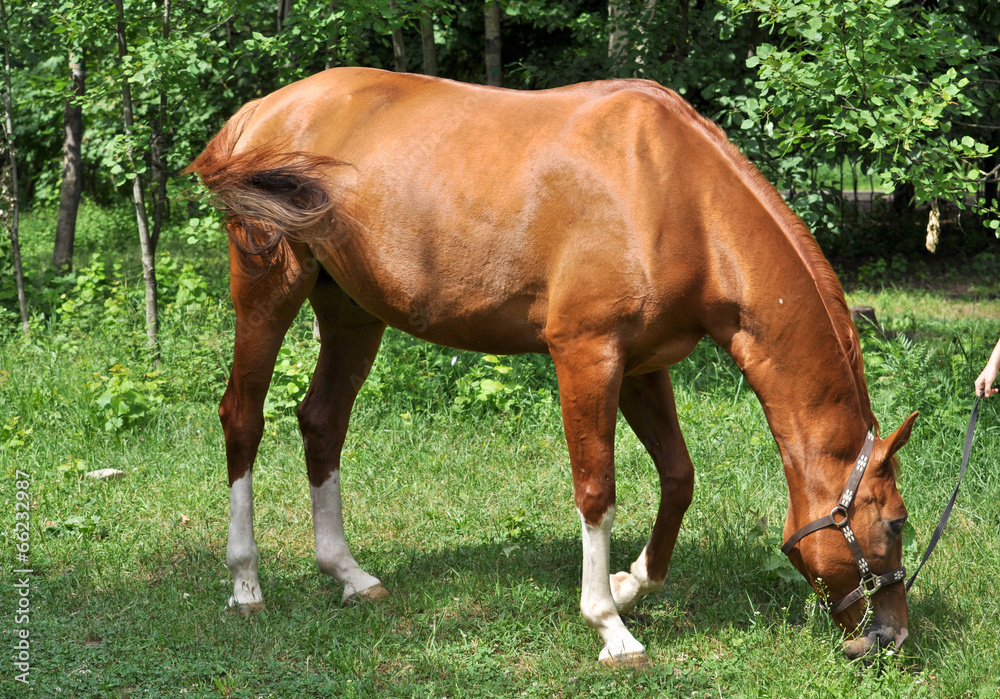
left=33, top=519, right=966, bottom=696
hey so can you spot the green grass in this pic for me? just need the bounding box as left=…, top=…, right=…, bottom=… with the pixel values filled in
left=3, top=205, right=1000, bottom=697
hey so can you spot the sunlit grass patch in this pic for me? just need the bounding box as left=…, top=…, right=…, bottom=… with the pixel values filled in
left=3, top=207, right=1000, bottom=696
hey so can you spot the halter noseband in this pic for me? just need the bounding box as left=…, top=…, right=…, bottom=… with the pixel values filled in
left=780, top=431, right=906, bottom=616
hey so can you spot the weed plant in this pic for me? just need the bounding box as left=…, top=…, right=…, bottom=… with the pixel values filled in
left=2, top=204, right=1000, bottom=697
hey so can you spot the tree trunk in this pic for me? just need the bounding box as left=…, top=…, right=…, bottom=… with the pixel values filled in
left=52, top=50, right=85, bottom=273
left=608, top=1, right=628, bottom=67
left=677, top=0, right=688, bottom=60
left=747, top=8, right=759, bottom=60
left=277, top=0, right=294, bottom=33
left=484, top=1, right=501, bottom=86
left=0, top=0, right=28, bottom=332
left=114, top=0, right=159, bottom=359
left=389, top=0, right=406, bottom=72
left=150, top=0, right=170, bottom=251
left=608, top=0, right=657, bottom=74
left=984, top=149, right=998, bottom=213
left=325, top=1, right=339, bottom=70
left=892, top=181, right=916, bottom=216
left=420, top=14, right=437, bottom=76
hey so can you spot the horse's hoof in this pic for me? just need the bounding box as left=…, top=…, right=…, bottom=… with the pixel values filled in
left=345, top=582, right=390, bottom=605
left=227, top=598, right=265, bottom=616
left=598, top=649, right=650, bottom=669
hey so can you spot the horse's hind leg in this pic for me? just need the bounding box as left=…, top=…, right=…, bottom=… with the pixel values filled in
left=221, top=244, right=317, bottom=614
left=296, top=273, right=387, bottom=603
left=612, top=368, right=695, bottom=614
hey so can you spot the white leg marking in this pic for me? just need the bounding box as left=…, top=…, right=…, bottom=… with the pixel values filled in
left=312, top=471, right=387, bottom=603
left=228, top=472, right=264, bottom=613
left=579, top=506, right=648, bottom=667
left=610, top=543, right=665, bottom=615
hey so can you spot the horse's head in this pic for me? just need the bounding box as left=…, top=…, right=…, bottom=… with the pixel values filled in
left=784, top=412, right=919, bottom=659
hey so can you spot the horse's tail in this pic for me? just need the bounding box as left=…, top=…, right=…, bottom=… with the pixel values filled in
left=183, top=100, right=350, bottom=262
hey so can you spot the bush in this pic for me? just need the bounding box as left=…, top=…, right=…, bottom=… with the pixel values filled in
left=89, top=363, right=165, bottom=432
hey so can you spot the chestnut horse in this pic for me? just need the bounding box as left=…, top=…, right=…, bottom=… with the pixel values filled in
left=186, top=67, right=917, bottom=667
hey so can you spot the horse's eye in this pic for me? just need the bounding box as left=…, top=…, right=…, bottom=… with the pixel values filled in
left=886, top=516, right=907, bottom=536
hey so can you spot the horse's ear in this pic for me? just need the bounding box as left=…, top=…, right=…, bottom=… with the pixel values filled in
left=881, top=411, right=919, bottom=464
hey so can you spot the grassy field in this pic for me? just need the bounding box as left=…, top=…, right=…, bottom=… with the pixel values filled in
left=3, top=206, right=1000, bottom=697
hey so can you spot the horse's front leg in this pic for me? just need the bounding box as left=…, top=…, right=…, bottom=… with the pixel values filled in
left=612, top=368, right=695, bottom=614
left=297, top=275, right=388, bottom=603
left=550, top=338, right=648, bottom=668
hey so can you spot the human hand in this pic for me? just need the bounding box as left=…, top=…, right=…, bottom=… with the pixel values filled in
left=975, top=365, right=999, bottom=397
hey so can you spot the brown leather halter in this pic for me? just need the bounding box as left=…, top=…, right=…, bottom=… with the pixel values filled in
left=781, top=432, right=906, bottom=616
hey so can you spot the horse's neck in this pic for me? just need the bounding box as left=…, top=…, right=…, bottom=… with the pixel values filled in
left=708, top=220, right=871, bottom=499
left=730, top=322, right=867, bottom=470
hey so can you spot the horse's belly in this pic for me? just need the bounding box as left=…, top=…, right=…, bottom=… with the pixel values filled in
left=316, top=250, right=549, bottom=354
left=381, top=296, right=550, bottom=355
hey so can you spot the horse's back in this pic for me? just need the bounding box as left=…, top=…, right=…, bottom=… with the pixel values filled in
left=203, top=69, right=729, bottom=359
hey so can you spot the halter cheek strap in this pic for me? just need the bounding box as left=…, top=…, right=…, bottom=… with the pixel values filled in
left=780, top=431, right=907, bottom=616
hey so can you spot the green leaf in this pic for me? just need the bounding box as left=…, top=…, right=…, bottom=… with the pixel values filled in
left=477, top=379, right=506, bottom=397
left=776, top=568, right=803, bottom=583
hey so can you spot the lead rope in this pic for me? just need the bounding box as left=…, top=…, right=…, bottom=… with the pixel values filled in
left=905, top=394, right=982, bottom=592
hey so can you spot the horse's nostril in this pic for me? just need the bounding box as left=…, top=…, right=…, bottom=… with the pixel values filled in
left=843, top=620, right=906, bottom=660
left=866, top=623, right=906, bottom=654
left=843, top=635, right=874, bottom=659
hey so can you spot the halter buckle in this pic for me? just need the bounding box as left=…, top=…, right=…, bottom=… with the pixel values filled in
left=860, top=574, right=881, bottom=595
left=830, top=504, right=849, bottom=528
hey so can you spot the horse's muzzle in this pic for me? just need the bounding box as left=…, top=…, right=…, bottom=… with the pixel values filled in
left=842, top=622, right=909, bottom=660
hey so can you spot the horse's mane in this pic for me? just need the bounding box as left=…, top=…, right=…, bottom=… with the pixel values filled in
left=638, top=82, right=878, bottom=433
